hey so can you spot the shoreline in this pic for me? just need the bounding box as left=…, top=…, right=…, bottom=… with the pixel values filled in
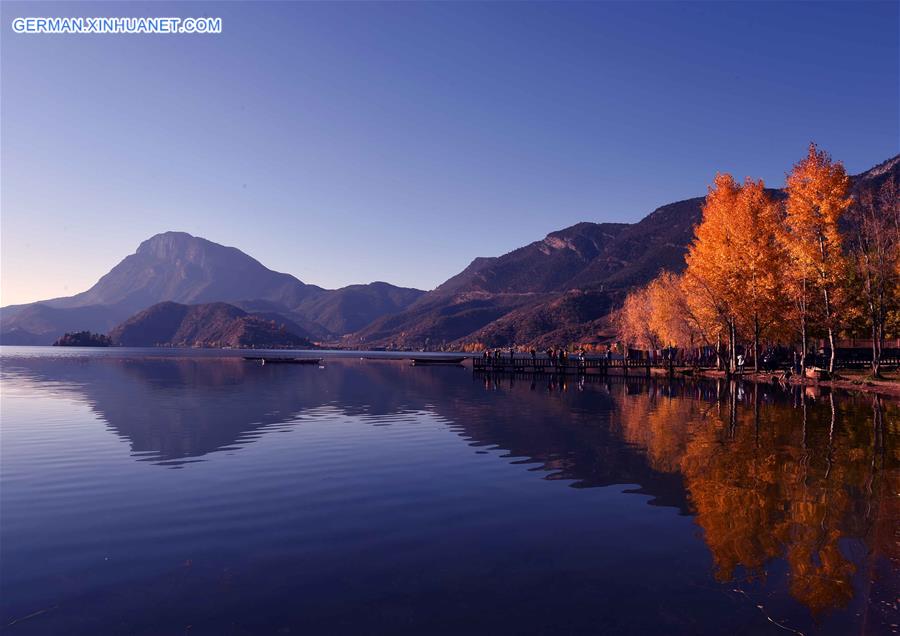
left=653, top=367, right=900, bottom=398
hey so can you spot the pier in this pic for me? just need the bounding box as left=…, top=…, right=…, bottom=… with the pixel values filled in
left=472, top=356, right=652, bottom=377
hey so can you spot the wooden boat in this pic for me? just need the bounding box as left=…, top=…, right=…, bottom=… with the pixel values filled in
left=411, top=357, right=466, bottom=366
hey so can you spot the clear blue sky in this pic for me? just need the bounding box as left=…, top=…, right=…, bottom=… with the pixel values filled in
left=2, top=1, right=897, bottom=305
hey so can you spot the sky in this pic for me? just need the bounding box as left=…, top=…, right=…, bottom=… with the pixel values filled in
left=1, top=1, right=898, bottom=305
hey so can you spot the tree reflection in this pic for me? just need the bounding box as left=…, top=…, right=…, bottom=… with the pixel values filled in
left=609, top=380, right=897, bottom=618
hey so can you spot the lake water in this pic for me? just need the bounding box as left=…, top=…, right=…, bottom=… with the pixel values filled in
left=1, top=348, right=897, bottom=635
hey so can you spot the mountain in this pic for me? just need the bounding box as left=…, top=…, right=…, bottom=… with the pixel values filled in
left=349, top=202, right=704, bottom=349
left=293, top=281, right=426, bottom=335
left=433, top=222, right=630, bottom=295
left=352, top=155, right=899, bottom=349
left=109, top=302, right=313, bottom=348
left=4, top=155, right=895, bottom=349
left=0, top=303, right=125, bottom=345
left=49, top=232, right=322, bottom=312
left=1, top=232, right=424, bottom=345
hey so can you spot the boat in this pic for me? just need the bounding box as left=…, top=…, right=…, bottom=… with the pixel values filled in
left=411, top=357, right=466, bottom=366
left=246, top=357, right=322, bottom=365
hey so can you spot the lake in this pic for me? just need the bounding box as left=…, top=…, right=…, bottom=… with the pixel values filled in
left=1, top=348, right=897, bottom=635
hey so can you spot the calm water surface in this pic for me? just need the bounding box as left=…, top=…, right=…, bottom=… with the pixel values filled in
left=1, top=348, right=897, bottom=635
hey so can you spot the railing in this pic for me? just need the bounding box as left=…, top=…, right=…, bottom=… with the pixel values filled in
left=809, top=348, right=900, bottom=370
left=472, top=356, right=652, bottom=375
left=473, top=350, right=899, bottom=374
left=832, top=355, right=900, bottom=369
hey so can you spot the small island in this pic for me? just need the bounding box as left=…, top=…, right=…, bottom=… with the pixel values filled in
left=53, top=331, right=113, bottom=347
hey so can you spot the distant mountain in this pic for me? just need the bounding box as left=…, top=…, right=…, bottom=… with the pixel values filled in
left=293, top=281, right=426, bottom=335
left=0, top=303, right=125, bottom=345
left=4, top=155, right=895, bottom=349
left=50, top=232, right=322, bottom=312
left=109, top=301, right=313, bottom=348
left=1, top=232, right=424, bottom=344
left=352, top=154, right=899, bottom=349
left=433, top=222, right=630, bottom=296
left=349, top=204, right=702, bottom=348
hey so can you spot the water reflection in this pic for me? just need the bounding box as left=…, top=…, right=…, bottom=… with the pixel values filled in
left=605, top=379, right=896, bottom=621
left=484, top=378, right=900, bottom=632
left=2, top=356, right=430, bottom=465
left=474, top=372, right=898, bottom=624
left=2, top=355, right=897, bottom=628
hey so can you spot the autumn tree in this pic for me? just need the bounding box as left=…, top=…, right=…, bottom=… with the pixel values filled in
left=845, top=176, right=899, bottom=376
left=679, top=268, right=727, bottom=367
left=783, top=144, right=852, bottom=373
left=779, top=232, right=820, bottom=376
left=729, top=179, right=787, bottom=371
left=646, top=271, right=707, bottom=356
left=615, top=284, right=659, bottom=352
left=684, top=173, right=743, bottom=372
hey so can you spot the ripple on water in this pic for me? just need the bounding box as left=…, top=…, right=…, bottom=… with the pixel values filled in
left=1, top=354, right=897, bottom=636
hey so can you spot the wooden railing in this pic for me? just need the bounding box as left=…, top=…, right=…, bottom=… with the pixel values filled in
left=473, top=350, right=899, bottom=374
left=831, top=353, right=900, bottom=369
left=472, top=356, right=652, bottom=376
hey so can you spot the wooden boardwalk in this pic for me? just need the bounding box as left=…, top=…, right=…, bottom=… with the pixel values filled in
left=473, top=351, right=899, bottom=375
left=472, top=356, right=652, bottom=376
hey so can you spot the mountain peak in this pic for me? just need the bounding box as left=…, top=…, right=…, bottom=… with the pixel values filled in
left=136, top=231, right=220, bottom=260
left=1, top=231, right=426, bottom=344
left=144, top=230, right=196, bottom=241
left=35, top=231, right=312, bottom=316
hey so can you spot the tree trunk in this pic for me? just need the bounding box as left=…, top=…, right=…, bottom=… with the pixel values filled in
left=800, top=311, right=808, bottom=377
left=827, top=323, right=836, bottom=374
left=753, top=314, right=760, bottom=374
left=871, top=319, right=881, bottom=378
left=819, top=235, right=836, bottom=374
left=859, top=245, right=881, bottom=378
left=729, top=319, right=737, bottom=375
left=798, top=274, right=808, bottom=377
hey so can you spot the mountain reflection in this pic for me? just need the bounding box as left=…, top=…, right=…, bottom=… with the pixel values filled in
left=1, top=356, right=432, bottom=465
left=2, top=355, right=897, bottom=621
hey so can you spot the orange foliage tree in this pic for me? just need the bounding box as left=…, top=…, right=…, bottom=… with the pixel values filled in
left=783, top=143, right=852, bottom=373
left=683, top=173, right=747, bottom=372
left=612, top=143, right=888, bottom=373
left=614, top=284, right=658, bottom=352
left=646, top=271, right=708, bottom=354
left=730, top=179, right=787, bottom=371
